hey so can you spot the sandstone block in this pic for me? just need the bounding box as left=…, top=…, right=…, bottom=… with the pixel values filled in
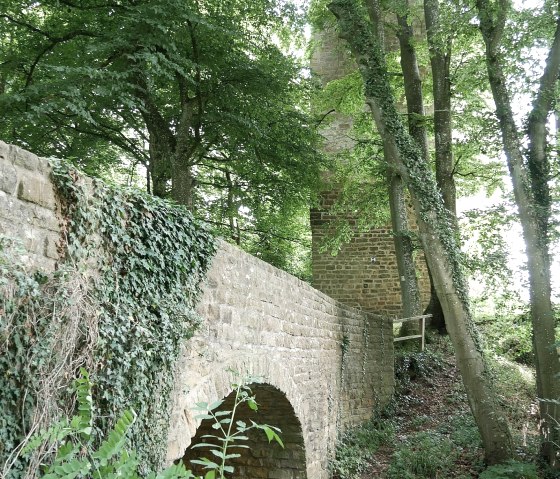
left=0, top=141, right=8, bottom=159
left=44, top=232, right=60, bottom=260
left=10, top=144, right=39, bottom=171
left=37, top=157, right=52, bottom=175
left=17, top=173, right=57, bottom=209
left=0, top=161, right=17, bottom=195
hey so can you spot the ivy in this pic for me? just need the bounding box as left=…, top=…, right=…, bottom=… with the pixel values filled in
left=51, top=159, right=216, bottom=473
left=0, top=159, right=216, bottom=478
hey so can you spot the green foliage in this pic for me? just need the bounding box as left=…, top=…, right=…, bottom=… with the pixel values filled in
left=394, top=350, right=445, bottom=394
left=461, top=203, right=524, bottom=315
left=0, top=236, right=97, bottom=479
left=477, top=312, right=535, bottom=365
left=1, top=160, right=216, bottom=478
left=330, top=417, right=395, bottom=479
left=50, top=159, right=216, bottom=473
left=386, top=431, right=456, bottom=479
left=479, top=460, right=539, bottom=479
left=190, top=373, right=283, bottom=479
left=24, top=370, right=197, bottom=479
left=0, top=0, right=323, bottom=272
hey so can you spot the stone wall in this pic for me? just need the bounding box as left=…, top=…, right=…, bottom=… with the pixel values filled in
left=1, top=142, right=395, bottom=479
left=311, top=191, right=430, bottom=317
left=167, top=240, right=394, bottom=478
left=0, top=141, right=60, bottom=272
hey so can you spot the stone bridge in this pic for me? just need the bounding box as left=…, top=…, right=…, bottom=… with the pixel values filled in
left=0, top=142, right=394, bottom=479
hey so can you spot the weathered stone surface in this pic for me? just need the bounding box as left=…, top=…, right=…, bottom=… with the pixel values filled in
left=17, top=173, right=57, bottom=209
left=0, top=141, right=10, bottom=163
left=44, top=232, right=60, bottom=259
left=168, top=240, right=394, bottom=479
left=10, top=144, right=39, bottom=171
left=0, top=161, right=17, bottom=195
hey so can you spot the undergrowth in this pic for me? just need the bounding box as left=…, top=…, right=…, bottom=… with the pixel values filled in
left=330, top=333, right=544, bottom=479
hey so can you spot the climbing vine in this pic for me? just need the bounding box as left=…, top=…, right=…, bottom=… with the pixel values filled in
left=0, top=159, right=216, bottom=478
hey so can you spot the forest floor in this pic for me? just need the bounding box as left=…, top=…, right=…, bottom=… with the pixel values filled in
left=331, top=334, right=547, bottom=479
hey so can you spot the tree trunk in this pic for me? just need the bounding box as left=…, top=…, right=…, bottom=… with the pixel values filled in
left=170, top=155, right=194, bottom=208
left=476, top=0, right=560, bottom=466
left=328, top=0, right=514, bottom=464
left=395, top=0, right=435, bottom=335
left=366, top=0, right=422, bottom=327
left=422, top=0, right=456, bottom=333
left=424, top=0, right=456, bottom=220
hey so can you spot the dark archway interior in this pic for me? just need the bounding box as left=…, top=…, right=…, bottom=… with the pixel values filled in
left=181, top=383, right=307, bottom=478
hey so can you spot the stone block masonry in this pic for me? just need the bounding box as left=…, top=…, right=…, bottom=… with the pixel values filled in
left=311, top=190, right=431, bottom=317
left=167, top=241, right=394, bottom=478
left=0, top=141, right=61, bottom=272
left=1, top=142, right=395, bottom=479
left=310, top=28, right=431, bottom=317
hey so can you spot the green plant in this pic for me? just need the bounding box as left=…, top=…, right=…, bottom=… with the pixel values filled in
left=479, top=460, right=538, bottom=479
left=25, top=371, right=281, bottom=479
left=476, top=312, right=535, bottom=365
left=394, top=350, right=445, bottom=394
left=189, top=373, right=283, bottom=479
left=23, top=369, right=196, bottom=479
left=386, top=431, right=456, bottom=479
left=51, top=160, right=216, bottom=471
left=1, top=160, right=217, bottom=478
left=330, top=416, right=395, bottom=479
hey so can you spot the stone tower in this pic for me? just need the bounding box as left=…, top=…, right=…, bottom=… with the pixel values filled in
left=310, top=27, right=430, bottom=317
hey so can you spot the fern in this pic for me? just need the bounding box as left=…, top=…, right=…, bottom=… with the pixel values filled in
left=21, top=420, right=72, bottom=455
left=73, top=368, right=93, bottom=439
left=23, top=371, right=195, bottom=479
left=93, top=409, right=136, bottom=466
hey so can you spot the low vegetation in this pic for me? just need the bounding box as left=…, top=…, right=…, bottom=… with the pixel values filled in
left=330, top=331, right=555, bottom=479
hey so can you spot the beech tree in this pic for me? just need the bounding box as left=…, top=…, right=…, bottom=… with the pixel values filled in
left=327, top=0, right=514, bottom=464
left=475, top=0, right=560, bottom=466
left=0, top=0, right=322, bottom=275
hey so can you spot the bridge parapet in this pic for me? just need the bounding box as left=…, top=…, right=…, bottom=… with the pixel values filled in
left=0, top=141, right=394, bottom=479
left=167, top=240, right=394, bottom=478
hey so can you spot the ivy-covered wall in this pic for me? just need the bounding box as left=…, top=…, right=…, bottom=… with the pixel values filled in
left=0, top=141, right=216, bottom=477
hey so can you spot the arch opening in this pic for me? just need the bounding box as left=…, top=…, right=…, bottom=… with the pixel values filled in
left=181, top=383, right=307, bottom=479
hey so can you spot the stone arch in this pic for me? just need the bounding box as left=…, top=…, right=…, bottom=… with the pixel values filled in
left=181, top=382, right=307, bottom=479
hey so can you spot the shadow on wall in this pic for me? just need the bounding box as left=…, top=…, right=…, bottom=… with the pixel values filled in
left=181, top=383, right=307, bottom=479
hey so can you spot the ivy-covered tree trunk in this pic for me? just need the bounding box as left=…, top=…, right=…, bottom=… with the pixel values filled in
left=395, top=0, right=435, bottom=334
left=328, top=0, right=514, bottom=464
left=366, top=0, right=422, bottom=325
left=476, top=0, right=560, bottom=466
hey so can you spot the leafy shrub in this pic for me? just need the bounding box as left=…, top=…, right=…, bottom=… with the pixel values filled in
left=476, top=312, right=534, bottom=365
left=24, top=370, right=282, bottom=479
left=442, top=413, right=482, bottom=450
left=479, top=460, right=538, bottom=479
left=386, top=431, right=456, bottom=479
left=330, top=417, right=395, bottom=479
left=394, top=350, right=445, bottom=393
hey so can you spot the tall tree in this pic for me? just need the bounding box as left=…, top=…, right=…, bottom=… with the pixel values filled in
left=328, top=0, right=514, bottom=464
left=0, top=0, right=322, bottom=272
left=371, top=0, right=423, bottom=325
left=475, top=0, right=560, bottom=466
